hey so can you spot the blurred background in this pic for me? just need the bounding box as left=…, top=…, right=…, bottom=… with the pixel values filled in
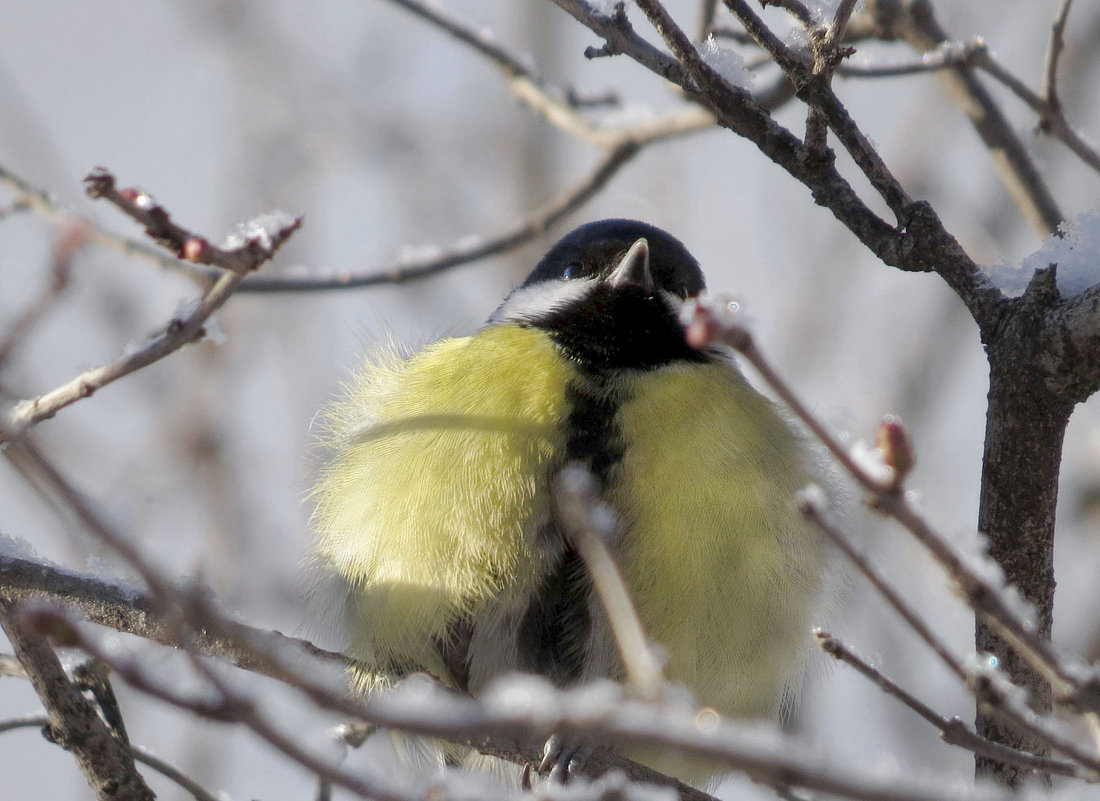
left=1, top=0, right=1098, bottom=798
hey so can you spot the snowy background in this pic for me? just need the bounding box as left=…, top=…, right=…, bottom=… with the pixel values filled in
left=1, top=1, right=1099, bottom=798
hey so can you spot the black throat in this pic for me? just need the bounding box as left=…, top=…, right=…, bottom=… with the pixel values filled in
left=531, top=284, right=706, bottom=373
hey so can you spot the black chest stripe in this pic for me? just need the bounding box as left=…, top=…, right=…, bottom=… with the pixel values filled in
left=505, top=290, right=707, bottom=687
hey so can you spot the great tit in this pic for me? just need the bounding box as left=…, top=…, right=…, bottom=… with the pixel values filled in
left=311, top=219, right=823, bottom=779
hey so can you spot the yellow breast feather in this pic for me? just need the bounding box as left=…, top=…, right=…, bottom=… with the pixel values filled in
left=311, top=324, right=573, bottom=688
left=612, top=360, right=821, bottom=718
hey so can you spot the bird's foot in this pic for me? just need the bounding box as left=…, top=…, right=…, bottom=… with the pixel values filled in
left=536, top=733, right=592, bottom=784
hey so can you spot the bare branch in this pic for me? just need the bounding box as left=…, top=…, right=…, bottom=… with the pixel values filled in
left=239, top=133, right=691, bottom=292
left=0, top=550, right=345, bottom=684
left=83, top=169, right=300, bottom=276
left=824, top=0, right=860, bottom=49
left=0, top=602, right=155, bottom=801
left=0, top=162, right=211, bottom=282
left=0, top=269, right=237, bottom=441
left=553, top=465, right=666, bottom=699
left=0, top=196, right=31, bottom=221
left=0, top=652, right=27, bottom=677
left=0, top=712, right=46, bottom=732
left=764, top=0, right=819, bottom=33
left=837, top=40, right=982, bottom=77
left=968, top=664, right=1100, bottom=777
left=797, top=494, right=968, bottom=682
left=130, top=746, right=223, bottom=801
left=1041, top=0, right=1073, bottom=110
left=549, top=0, right=995, bottom=322
left=871, top=0, right=1063, bottom=234
left=550, top=0, right=690, bottom=84
left=972, top=47, right=1100, bottom=174
left=38, top=606, right=1013, bottom=801
left=684, top=297, right=1089, bottom=709
left=0, top=171, right=300, bottom=443
left=2, top=711, right=224, bottom=801
left=379, top=0, right=680, bottom=149
left=27, top=615, right=411, bottom=801
left=697, top=0, right=720, bottom=40
left=0, top=222, right=83, bottom=368
left=815, top=632, right=1087, bottom=779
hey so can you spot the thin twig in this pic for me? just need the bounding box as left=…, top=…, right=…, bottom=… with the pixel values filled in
left=968, top=665, right=1100, bottom=776
left=0, top=170, right=300, bottom=443
left=684, top=296, right=1100, bottom=772
left=0, top=222, right=83, bottom=369
left=42, top=608, right=1015, bottom=801
left=697, top=0, right=720, bottom=40
left=556, top=2, right=994, bottom=320
left=1041, top=0, right=1073, bottom=111
left=823, top=0, right=859, bottom=50
left=0, top=652, right=27, bottom=677
left=973, top=48, right=1100, bottom=173
left=0, top=712, right=47, bottom=732
left=1, top=269, right=240, bottom=442
left=239, top=135, right=669, bottom=292
left=0, top=552, right=346, bottom=678
left=721, top=0, right=808, bottom=79
left=0, top=196, right=31, bottom=221
left=82, top=169, right=300, bottom=275
left=683, top=298, right=1092, bottom=708
left=764, top=0, right=818, bottom=32
left=131, top=747, right=224, bottom=801
left=815, top=632, right=1087, bottom=779
left=0, top=602, right=155, bottom=801
left=0, top=162, right=210, bottom=282
left=44, top=612, right=711, bottom=801
left=0, top=713, right=227, bottom=801
left=553, top=465, right=666, bottom=700
left=874, top=0, right=1063, bottom=234
left=722, top=0, right=913, bottom=218
left=797, top=494, right=968, bottom=682
left=33, top=619, right=412, bottom=801
left=837, top=40, right=982, bottom=78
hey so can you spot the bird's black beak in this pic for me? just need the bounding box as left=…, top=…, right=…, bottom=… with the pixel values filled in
left=608, top=238, right=653, bottom=291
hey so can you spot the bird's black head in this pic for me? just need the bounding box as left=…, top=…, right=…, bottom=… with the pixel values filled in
left=522, top=219, right=706, bottom=298
left=491, top=219, right=708, bottom=371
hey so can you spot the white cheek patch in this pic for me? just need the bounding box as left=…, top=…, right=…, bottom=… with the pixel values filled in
left=489, top=278, right=597, bottom=325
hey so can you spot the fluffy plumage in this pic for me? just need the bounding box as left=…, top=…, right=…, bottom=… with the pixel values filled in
left=311, top=219, right=823, bottom=778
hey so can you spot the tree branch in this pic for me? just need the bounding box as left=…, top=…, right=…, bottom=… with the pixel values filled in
left=0, top=222, right=82, bottom=369
left=815, top=632, right=1087, bottom=779
left=0, top=601, right=155, bottom=801
left=0, top=170, right=300, bottom=444
left=238, top=138, right=658, bottom=292
left=0, top=551, right=344, bottom=684
left=548, top=0, right=996, bottom=323
left=867, top=0, right=1064, bottom=234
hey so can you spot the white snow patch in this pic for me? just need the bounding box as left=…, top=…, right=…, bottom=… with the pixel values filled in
left=849, top=439, right=896, bottom=487
left=983, top=208, right=1100, bottom=298
left=700, top=35, right=753, bottom=87
left=222, top=210, right=297, bottom=253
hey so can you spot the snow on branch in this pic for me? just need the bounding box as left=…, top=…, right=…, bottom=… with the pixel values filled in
left=0, top=169, right=301, bottom=445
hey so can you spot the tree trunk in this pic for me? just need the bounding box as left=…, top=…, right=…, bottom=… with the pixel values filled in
left=974, top=334, right=1074, bottom=787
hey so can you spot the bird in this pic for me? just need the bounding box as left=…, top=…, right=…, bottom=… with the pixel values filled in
left=310, top=218, right=824, bottom=783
